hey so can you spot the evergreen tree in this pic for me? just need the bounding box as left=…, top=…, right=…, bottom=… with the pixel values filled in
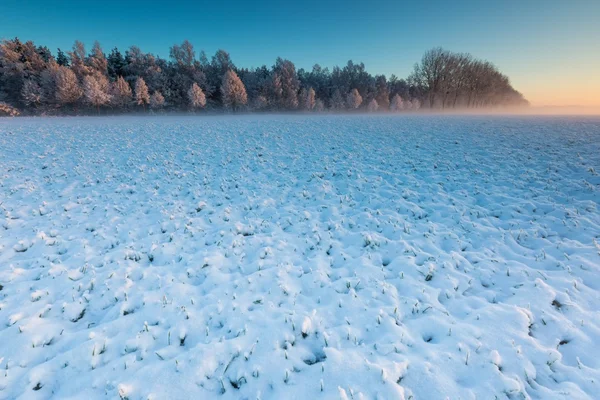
left=375, top=75, right=390, bottom=110
left=56, top=49, right=70, bottom=66
left=107, top=48, right=126, bottom=79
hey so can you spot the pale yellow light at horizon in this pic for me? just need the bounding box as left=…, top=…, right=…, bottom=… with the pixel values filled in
left=510, top=59, right=600, bottom=108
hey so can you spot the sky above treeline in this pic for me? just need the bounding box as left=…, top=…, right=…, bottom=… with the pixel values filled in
left=1, top=0, right=599, bottom=107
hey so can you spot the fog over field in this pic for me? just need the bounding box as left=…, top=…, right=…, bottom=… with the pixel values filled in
left=0, top=115, right=599, bottom=399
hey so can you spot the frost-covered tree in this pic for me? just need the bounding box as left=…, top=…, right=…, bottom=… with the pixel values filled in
left=83, top=74, right=111, bottom=112
left=374, top=75, right=390, bottom=110
left=134, top=77, right=150, bottom=110
left=330, top=89, right=345, bottom=110
left=110, top=76, right=132, bottom=107
left=346, top=88, right=362, bottom=109
left=390, top=94, right=404, bottom=111
left=56, top=49, right=69, bottom=66
left=252, top=95, right=268, bottom=111
left=170, top=40, right=195, bottom=68
left=87, top=41, right=108, bottom=76
left=273, top=58, right=299, bottom=109
left=107, top=48, right=126, bottom=79
left=150, top=91, right=165, bottom=109
left=315, top=99, right=325, bottom=112
left=54, top=66, right=82, bottom=106
left=0, top=37, right=528, bottom=114
left=300, top=87, right=316, bottom=111
left=68, top=40, right=91, bottom=80
left=367, top=98, right=379, bottom=112
left=187, top=82, right=206, bottom=109
left=0, top=102, right=20, bottom=116
left=21, top=79, right=43, bottom=107
left=221, top=70, right=247, bottom=111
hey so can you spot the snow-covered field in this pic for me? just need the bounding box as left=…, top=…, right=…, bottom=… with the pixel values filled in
left=0, top=115, right=599, bottom=400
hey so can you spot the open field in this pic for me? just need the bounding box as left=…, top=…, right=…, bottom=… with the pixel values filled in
left=0, top=115, right=599, bottom=399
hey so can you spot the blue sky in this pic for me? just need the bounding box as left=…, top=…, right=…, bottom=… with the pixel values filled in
left=1, top=0, right=599, bottom=106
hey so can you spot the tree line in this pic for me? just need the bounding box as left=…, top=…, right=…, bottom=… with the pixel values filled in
left=0, top=38, right=528, bottom=115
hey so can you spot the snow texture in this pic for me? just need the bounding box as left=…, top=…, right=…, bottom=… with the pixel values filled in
left=0, top=115, right=599, bottom=399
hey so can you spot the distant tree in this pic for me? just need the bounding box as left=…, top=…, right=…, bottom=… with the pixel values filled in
left=87, top=41, right=108, bottom=76
left=330, top=89, right=345, bottom=110
left=206, top=49, right=234, bottom=104
left=390, top=94, right=404, bottom=111
left=367, top=98, right=379, bottom=112
left=68, top=40, right=91, bottom=80
left=221, top=69, right=247, bottom=111
left=0, top=37, right=528, bottom=115
left=0, top=38, right=46, bottom=106
left=36, top=46, right=53, bottom=63
left=40, top=61, right=59, bottom=106
left=273, top=58, right=299, bottom=109
left=300, top=87, right=316, bottom=110
left=21, top=79, right=43, bottom=107
left=134, top=77, right=150, bottom=110
left=251, top=94, right=268, bottom=111
left=107, top=48, right=126, bottom=79
left=0, top=102, right=20, bottom=116
left=170, top=40, right=195, bottom=67
left=374, top=75, right=390, bottom=110
left=54, top=66, right=82, bottom=106
left=110, top=76, right=132, bottom=108
left=315, top=99, right=325, bottom=112
left=83, top=74, right=111, bottom=112
left=346, top=88, right=362, bottom=109
left=187, top=82, right=206, bottom=109
left=56, top=49, right=70, bottom=66
left=150, top=91, right=165, bottom=109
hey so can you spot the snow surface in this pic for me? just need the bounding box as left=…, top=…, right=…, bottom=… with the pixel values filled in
left=0, top=115, right=599, bottom=399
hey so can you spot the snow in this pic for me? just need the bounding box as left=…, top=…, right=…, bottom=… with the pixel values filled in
left=0, top=115, right=599, bottom=399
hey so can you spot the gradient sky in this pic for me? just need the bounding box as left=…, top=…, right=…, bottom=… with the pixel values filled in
left=1, top=0, right=599, bottom=106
